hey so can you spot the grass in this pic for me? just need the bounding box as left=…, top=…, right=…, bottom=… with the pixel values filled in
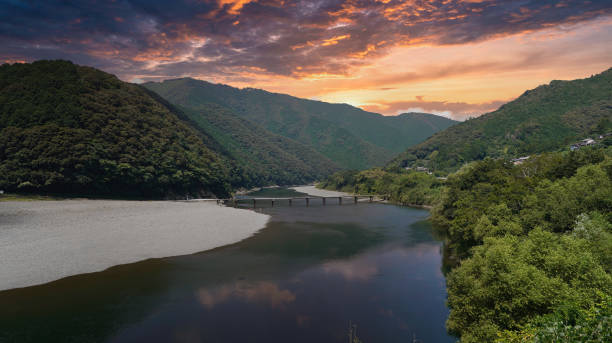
left=0, top=193, right=59, bottom=202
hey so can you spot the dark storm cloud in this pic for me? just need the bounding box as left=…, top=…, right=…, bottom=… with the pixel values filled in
left=1, top=0, right=611, bottom=80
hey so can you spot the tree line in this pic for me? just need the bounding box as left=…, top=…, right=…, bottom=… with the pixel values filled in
left=320, top=146, right=612, bottom=342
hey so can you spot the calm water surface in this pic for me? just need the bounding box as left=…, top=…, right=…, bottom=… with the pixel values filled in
left=0, top=195, right=453, bottom=343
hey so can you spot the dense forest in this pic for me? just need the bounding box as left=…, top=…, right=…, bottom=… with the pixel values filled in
left=0, top=61, right=363, bottom=197
left=144, top=78, right=457, bottom=170
left=439, top=147, right=612, bottom=342
left=0, top=60, right=236, bottom=198
left=0, top=60, right=455, bottom=198
left=318, top=168, right=444, bottom=207
left=320, top=146, right=612, bottom=342
left=320, top=69, right=612, bottom=340
left=178, top=103, right=339, bottom=186
left=390, top=68, right=612, bottom=172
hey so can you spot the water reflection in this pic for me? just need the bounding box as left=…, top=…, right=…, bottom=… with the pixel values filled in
left=322, top=256, right=379, bottom=281
left=0, top=203, right=454, bottom=343
left=197, top=282, right=296, bottom=310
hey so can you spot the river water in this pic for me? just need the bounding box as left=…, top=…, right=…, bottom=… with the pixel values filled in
left=0, top=192, right=453, bottom=342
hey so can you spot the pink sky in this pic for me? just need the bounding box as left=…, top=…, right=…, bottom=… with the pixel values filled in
left=2, top=0, right=611, bottom=120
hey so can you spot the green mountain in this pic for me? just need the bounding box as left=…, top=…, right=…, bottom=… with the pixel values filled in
left=178, top=103, right=339, bottom=186
left=0, top=60, right=234, bottom=198
left=390, top=68, right=612, bottom=172
left=143, top=78, right=457, bottom=170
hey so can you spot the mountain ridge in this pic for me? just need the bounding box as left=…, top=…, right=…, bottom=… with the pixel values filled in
left=0, top=60, right=350, bottom=194
left=177, top=102, right=340, bottom=186
left=144, top=78, right=457, bottom=170
left=388, top=67, right=612, bottom=172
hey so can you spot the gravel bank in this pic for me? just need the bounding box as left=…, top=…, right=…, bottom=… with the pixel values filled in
left=290, top=185, right=351, bottom=197
left=0, top=200, right=269, bottom=291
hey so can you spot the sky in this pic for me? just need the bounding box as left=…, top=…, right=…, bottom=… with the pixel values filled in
left=1, top=0, right=611, bottom=120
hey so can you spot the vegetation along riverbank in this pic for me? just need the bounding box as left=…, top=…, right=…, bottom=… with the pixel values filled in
left=3, top=2, right=612, bottom=341
left=320, top=145, right=612, bottom=342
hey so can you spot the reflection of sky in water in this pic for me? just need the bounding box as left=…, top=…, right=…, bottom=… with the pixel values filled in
left=197, top=282, right=296, bottom=310
left=1, top=203, right=453, bottom=343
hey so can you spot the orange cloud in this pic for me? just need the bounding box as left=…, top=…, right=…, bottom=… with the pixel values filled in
left=4, top=0, right=611, bottom=120
left=3, top=59, right=26, bottom=64
left=321, top=34, right=351, bottom=46
left=351, top=44, right=377, bottom=58
left=218, top=0, right=254, bottom=15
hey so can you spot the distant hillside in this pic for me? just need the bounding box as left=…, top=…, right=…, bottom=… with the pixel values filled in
left=144, top=79, right=457, bottom=170
left=389, top=112, right=461, bottom=136
left=389, top=68, right=612, bottom=172
left=178, top=103, right=339, bottom=186
left=0, top=60, right=233, bottom=197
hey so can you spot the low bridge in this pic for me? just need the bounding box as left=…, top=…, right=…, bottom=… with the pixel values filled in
left=217, top=195, right=386, bottom=208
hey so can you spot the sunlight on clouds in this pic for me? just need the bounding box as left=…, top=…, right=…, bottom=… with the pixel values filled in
left=249, top=17, right=612, bottom=118
left=321, top=34, right=351, bottom=46
left=21, top=0, right=604, bottom=120
left=218, top=0, right=254, bottom=15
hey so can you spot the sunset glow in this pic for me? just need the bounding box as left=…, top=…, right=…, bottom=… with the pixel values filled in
left=2, top=0, right=611, bottom=119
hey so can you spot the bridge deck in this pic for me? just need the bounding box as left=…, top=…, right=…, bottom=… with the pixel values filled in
left=217, top=195, right=386, bottom=208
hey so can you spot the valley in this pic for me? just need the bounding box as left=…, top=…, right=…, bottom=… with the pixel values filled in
left=1, top=60, right=610, bottom=343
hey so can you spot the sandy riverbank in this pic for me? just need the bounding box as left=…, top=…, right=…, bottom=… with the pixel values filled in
left=0, top=200, right=269, bottom=291
left=290, top=185, right=351, bottom=197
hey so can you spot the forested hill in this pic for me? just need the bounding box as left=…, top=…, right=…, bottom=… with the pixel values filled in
left=178, top=104, right=339, bottom=186
left=144, top=78, right=457, bottom=170
left=319, top=143, right=612, bottom=342
left=389, top=67, right=612, bottom=172
left=391, top=112, right=460, bottom=133
left=0, top=60, right=235, bottom=198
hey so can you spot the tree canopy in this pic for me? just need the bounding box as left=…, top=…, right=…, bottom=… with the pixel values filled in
left=320, top=145, right=612, bottom=342
left=144, top=78, right=457, bottom=170
left=435, top=147, right=612, bottom=341
left=390, top=68, right=612, bottom=172
left=0, top=60, right=232, bottom=198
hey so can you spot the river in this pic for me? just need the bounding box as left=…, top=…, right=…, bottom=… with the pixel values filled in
left=0, top=189, right=453, bottom=343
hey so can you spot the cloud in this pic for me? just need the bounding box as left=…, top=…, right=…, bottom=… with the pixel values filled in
left=362, top=99, right=508, bottom=120
left=1, top=0, right=610, bottom=81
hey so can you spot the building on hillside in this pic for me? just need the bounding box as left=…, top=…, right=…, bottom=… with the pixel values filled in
left=511, top=156, right=530, bottom=165
left=406, top=166, right=433, bottom=174
left=570, top=138, right=596, bottom=151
